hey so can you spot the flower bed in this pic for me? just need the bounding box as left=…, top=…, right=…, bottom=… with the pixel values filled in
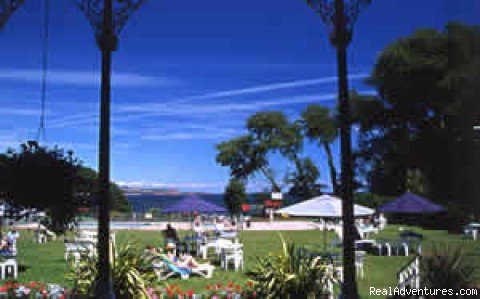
left=0, top=281, right=258, bottom=299
left=0, top=281, right=68, bottom=299
left=147, top=281, right=258, bottom=299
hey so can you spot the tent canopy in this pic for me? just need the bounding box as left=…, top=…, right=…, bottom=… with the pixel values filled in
left=378, top=192, right=445, bottom=214
left=275, top=194, right=374, bottom=217
left=162, top=195, right=227, bottom=214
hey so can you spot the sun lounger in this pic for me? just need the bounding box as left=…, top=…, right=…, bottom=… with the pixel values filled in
left=156, top=255, right=214, bottom=279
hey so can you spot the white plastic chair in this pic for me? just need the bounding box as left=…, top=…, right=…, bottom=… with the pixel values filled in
left=0, top=259, right=17, bottom=279
left=355, top=251, right=366, bottom=278
left=221, top=243, right=244, bottom=271
left=376, top=241, right=392, bottom=256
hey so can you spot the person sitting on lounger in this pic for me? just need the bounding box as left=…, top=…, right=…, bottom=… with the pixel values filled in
left=165, top=243, right=202, bottom=269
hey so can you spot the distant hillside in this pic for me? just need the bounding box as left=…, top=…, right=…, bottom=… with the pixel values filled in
left=121, top=187, right=181, bottom=196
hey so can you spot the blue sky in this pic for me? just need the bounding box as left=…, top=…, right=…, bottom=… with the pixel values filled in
left=0, top=0, right=478, bottom=192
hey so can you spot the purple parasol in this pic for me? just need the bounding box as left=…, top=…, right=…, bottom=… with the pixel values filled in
left=162, top=195, right=227, bottom=214
left=378, top=192, right=445, bottom=214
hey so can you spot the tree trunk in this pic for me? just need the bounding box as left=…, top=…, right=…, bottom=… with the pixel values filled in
left=260, top=167, right=281, bottom=192
left=323, top=142, right=339, bottom=195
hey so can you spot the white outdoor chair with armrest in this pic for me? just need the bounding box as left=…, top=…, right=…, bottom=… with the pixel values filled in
left=35, top=231, right=48, bottom=244
left=375, top=239, right=392, bottom=256
left=355, top=251, right=366, bottom=278
left=221, top=242, right=244, bottom=271
left=393, top=240, right=409, bottom=256
left=0, top=259, right=17, bottom=280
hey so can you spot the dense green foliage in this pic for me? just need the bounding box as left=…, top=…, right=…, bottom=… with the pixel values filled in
left=77, top=166, right=131, bottom=212
left=421, top=244, right=476, bottom=294
left=354, top=23, right=480, bottom=224
left=286, top=157, right=323, bottom=200
left=217, top=111, right=323, bottom=199
left=0, top=142, right=82, bottom=233
left=247, top=235, right=335, bottom=298
left=300, top=105, right=339, bottom=195
left=354, top=193, right=393, bottom=209
left=67, top=242, right=156, bottom=298
left=224, top=179, right=247, bottom=217
left=0, top=142, right=130, bottom=233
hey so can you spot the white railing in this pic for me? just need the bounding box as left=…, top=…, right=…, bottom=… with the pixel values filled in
left=397, top=255, right=421, bottom=290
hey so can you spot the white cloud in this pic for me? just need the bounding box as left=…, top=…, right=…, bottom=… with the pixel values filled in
left=120, top=93, right=340, bottom=118
left=120, top=73, right=368, bottom=113
left=0, top=69, right=178, bottom=87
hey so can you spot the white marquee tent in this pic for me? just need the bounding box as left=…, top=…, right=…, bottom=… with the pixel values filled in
left=275, top=194, right=374, bottom=217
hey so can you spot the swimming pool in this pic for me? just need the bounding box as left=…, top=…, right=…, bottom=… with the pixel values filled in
left=78, top=221, right=154, bottom=229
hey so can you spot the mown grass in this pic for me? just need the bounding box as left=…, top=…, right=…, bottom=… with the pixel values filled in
left=11, top=225, right=480, bottom=298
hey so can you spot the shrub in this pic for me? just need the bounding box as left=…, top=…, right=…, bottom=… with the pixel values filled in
left=247, top=234, right=336, bottom=299
left=421, top=244, right=475, bottom=293
left=66, top=242, right=156, bottom=298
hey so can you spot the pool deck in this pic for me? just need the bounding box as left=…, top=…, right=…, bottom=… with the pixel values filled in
left=15, top=220, right=318, bottom=231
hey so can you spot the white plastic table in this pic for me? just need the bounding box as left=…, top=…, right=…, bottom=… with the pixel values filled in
left=199, top=238, right=233, bottom=259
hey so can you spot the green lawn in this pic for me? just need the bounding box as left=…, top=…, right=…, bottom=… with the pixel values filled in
left=11, top=225, right=480, bottom=298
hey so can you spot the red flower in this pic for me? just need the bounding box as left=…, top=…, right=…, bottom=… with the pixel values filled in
left=28, top=282, right=38, bottom=288
left=236, top=285, right=242, bottom=292
left=227, top=281, right=234, bottom=288
left=0, top=286, right=7, bottom=292
left=167, top=289, right=174, bottom=297
left=252, top=291, right=258, bottom=298
left=216, top=283, right=222, bottom=290
left=187, top=289, right=194, bottom=297
left=246, top=281, right=254, bottom=288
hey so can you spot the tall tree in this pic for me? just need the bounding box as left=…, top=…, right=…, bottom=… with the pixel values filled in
left=77, top=167, right=131, bottom=212
left=224, top=178, right=246, bottom=218
left=216, top=135, right=279, bottom=191
left=217, top=111, right=324, bottom=197
left=286, top=157, right=323, bottom=200
left=355, top=23, right=480, bottom=222
left=300, top=105, right=339, bottom=195
left=246, top=111, right=319, bottom=195
left=0, top=142, right=81, bottom=233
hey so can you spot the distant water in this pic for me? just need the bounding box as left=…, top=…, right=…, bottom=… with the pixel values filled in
left=127, top=194, right=226, bottom=213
